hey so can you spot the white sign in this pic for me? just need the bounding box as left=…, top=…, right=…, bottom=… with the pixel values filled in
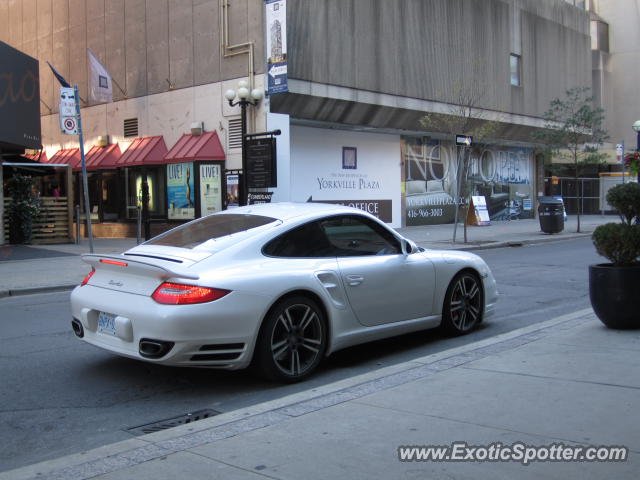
left=616, top=143, right=624, bottom=164
left=59, top=87, right=78, bottom=135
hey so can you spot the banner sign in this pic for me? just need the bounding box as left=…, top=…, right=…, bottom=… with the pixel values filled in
left=246, top=137, right=277, bottom=188
left=167, top=162, right=195, bottom=219
left=59, top=87, right=77, bottom=135
left=226, top=173, right=240, bottom=209
left=199, top=164, right=222, bottom=216
left=265, top=0, right=287, bottom=94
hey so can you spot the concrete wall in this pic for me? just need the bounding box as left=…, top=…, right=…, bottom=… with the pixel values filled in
left=0, top=0, right=265, bottom=116
left=287, top=0, right=591, bottom=118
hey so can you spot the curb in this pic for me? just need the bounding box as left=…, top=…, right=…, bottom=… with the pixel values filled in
left=0, top=284, right=77, bottom=299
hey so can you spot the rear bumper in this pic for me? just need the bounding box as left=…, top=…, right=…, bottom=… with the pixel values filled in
left=70, top=285, right=271, bottom=369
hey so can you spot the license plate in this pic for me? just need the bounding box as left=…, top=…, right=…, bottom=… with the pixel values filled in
left=98, top=312, right=117, bottom=336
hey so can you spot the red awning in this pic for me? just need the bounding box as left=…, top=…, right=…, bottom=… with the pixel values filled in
left=48, top=148, right=81, bottom=170
left=163, top=131, right=225, bottom=164
left=24, top=152, right=48, bottom=163
left=118, top=136, right=169, bottom=167
left=85, top=144, right=122, bottom=170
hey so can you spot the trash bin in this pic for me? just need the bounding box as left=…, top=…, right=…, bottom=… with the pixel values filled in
left=537, top=196, right=565, bottom=234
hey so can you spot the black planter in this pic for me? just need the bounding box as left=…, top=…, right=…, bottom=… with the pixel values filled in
left=589, top=264, right=640, bottom=329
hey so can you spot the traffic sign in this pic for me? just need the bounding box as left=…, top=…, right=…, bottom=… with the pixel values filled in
left=59, top=86, right=78, bottom=135
left=456, top=134, right=473, bottom=146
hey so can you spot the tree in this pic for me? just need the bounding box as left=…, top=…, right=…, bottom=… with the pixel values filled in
left=420, top=82, right=500, bottom=243
left=532, top=87, right=608, bottom=233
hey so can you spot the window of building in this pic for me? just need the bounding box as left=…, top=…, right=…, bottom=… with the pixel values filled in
left=510, top=54, right=522, bottom=87
left=591, top=20, right=609, bottom=52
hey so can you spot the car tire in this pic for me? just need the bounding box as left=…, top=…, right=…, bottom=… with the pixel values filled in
left=441, top=271, right=483, bottom=336
left=253, top=296, right=327, bottom=383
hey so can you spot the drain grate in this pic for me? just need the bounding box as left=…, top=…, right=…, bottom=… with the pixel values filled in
left=125, top=409, right=220, bottom=436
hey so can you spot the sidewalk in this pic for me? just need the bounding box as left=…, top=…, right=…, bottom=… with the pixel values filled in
left=0, top=215, right=611, bottom=297
left=2, top=308, right=638, bottom=480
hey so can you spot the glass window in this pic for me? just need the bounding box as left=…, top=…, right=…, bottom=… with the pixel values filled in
left=510, top=54, right=521, bottom=87
left=148, top=214, right=278, bottom=249
left=320, top=215, right=401, bottom=257
left=263, top=221, right=335, bottom=258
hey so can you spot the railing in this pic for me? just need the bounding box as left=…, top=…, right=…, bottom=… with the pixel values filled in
left=544, top=177, right=600, bottom=215
left=3, top=196, right=72, bottom=244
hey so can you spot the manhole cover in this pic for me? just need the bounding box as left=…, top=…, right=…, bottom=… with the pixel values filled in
left=126, top=409, right=220, bottom=436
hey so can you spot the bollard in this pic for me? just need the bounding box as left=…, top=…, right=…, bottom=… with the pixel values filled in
left=75, top=205, right=81, bottom=244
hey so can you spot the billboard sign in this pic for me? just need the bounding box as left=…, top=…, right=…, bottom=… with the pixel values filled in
left=0, top=41, right=41, bottom=150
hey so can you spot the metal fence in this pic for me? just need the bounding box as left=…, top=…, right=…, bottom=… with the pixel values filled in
left=544, top=177, right=600, bottom=215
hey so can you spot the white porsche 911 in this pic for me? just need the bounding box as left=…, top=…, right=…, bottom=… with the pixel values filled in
left=71, top=203, right=497, bottom=382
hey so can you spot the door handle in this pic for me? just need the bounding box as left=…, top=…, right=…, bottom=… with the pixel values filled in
left=346, top=274, right=364, bottom=286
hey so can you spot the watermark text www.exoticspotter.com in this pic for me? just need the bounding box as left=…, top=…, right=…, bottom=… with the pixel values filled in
left=398, top=442, right=628, bottom=466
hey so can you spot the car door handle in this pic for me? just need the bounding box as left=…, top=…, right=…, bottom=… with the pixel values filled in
left=346, top=274, right=364, bottom=286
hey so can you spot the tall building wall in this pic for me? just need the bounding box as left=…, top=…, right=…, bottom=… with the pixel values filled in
left=287, top=0, right=591, bottom=119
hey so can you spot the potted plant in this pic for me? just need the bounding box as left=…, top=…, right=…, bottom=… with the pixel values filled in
left=8, top=174, right=42, bottom=244
left=589, top=182, right=640, bottom=329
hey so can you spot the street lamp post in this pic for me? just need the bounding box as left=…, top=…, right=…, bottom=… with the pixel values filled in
left=633, top=120, right=640, bottom=182
left=224, top=80, right=264, bottom=206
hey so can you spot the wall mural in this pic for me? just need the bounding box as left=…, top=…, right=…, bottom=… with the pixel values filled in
left=402, top=137, right=534, bottom=226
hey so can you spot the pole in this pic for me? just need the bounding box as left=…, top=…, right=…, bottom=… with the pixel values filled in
left=74, top=85, right=94, bottom=253
left=136, top=205, right=142, bottom=244
left=637, top=132, right=640, bottom=183
left=452, top=146, right=463, bottom=243
left=75, top=204, right=81, bottom=244
left=240, top=101, right=248, bottom=206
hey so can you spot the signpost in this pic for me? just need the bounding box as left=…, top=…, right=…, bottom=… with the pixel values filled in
left=60, top=85, right=93, bottom=252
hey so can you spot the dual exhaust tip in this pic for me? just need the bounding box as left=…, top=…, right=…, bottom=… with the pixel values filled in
left=71, top=318, right=173, bottom=359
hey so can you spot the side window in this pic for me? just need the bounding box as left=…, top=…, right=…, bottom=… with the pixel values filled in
left=319, top=215, right=401, bottom=257
left=263, top=221, right=334, bottom=258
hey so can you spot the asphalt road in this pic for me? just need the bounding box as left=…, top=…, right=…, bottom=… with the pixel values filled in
left=0, top=237, right=603, bottom=472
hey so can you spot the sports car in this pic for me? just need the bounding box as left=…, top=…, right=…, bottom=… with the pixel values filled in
left=71, top=203, right=497, bottom=382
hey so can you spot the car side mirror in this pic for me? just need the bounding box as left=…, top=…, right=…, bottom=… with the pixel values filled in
left=401, top=239, right=412, bottom=255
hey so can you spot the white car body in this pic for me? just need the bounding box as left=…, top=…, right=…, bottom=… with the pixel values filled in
left=71, top=203, right=497, bottom=377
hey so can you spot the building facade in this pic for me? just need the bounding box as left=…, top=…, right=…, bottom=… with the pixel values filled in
left=0, top=0, right=593, bottom=233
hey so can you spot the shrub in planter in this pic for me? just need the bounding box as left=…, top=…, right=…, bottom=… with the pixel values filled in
left=7, top=174, right=42, bottom=244
left=590, top=182, right=640, bottom=329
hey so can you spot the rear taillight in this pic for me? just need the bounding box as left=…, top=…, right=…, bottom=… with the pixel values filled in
left=80, top=269, right=95, bottom=286
left=151, top=282, right=231, bottom=305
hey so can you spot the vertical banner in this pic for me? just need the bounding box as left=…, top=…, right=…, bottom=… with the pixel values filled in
left=199, top=164, right=222, bottom=216
left=265, top=0, right=287, bottom=94
left=167, top=162, right=195, bottom=220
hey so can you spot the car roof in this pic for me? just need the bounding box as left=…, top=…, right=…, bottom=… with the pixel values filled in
left=217, top=202, right=366, bottom=223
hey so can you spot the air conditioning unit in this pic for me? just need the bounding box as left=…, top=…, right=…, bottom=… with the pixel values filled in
left=191, top=122, right=204, bottom=136
left=97, top=135, right=110, bottom=147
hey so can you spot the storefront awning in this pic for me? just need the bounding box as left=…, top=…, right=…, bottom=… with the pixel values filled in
left=85, top=144, right=122, bottom=170
left=23, top=152, right=48, bottom=163
left=48, top=148, right=81, bottom=170
left=163, top=131, right=225, bottom=164
left=117, top=136, right=169, bottom=167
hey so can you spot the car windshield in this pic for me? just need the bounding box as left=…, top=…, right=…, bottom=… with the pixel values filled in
left=146, top=214, right=278, bottom=249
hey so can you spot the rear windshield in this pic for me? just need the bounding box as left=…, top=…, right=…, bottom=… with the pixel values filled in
left=146, top=214, right=278, bottom=249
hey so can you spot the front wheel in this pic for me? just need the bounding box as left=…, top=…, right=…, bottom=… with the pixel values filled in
left=441, top=272, right=483, bottom=335
left=254, top=296, right=327, bottom=382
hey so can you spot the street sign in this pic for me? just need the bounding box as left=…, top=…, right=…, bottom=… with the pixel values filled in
left=456, top=134, right=473, bottom=146
left=59, top=86, right=77, bottom=134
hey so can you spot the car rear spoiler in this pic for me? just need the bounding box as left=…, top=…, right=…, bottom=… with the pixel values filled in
left=82, top=254, right=200, bottom=281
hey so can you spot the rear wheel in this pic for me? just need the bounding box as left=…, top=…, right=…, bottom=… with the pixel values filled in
left=441, top=272, right=483, bottom=335
left=254, top=296, right=327, bottom=382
